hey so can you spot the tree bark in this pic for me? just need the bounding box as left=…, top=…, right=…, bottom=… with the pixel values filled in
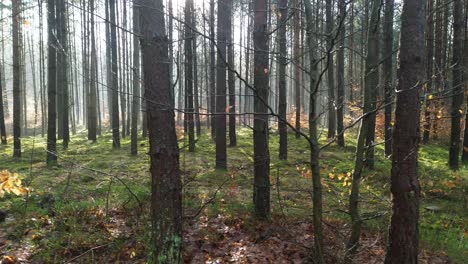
left=110, top=0, right=120, bottom=148
left=88, top=0, right=98, bottom=142
left=46, top=0, right=57, bottom=165
left=209, top=0, right=216, bottom=139
left=227, top=1, right=236, bottom=147
left=384, top=0, right=425, bottom=262
left=215, top=0, right=229, bottom=169
left=326, top=0, right=335, bottom=139
left=278, top=0, right=288, bottom=160
left=448, top=0, right=464, bottom=170
left=12, top=0, right=22, bottom=157
left=253, top=0, right=270, bottom=219
left=131, top=2, right=140, bottom=156
left=185, top=0, right=195, bottom=152
left=383, top=0, right=394, bottom=156
left=139, top=0, right=182, bottom=262
left=336, top=0, right=346, bottom=147
left=346, top=0, right=380, bottom=257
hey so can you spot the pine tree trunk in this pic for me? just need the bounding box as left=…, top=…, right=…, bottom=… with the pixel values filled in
left=139, top=0, right=182, bottom=261
left=215, top=0, right=229, bottom=168
left=278, top=0, right=288, bottom=160
left=46, top=0, right=57, bottom=165
left=88, top=0, right=98, bottom=142
left=346, top=0, right=380, bottom=257
left=462, top=1, right=468, bottom=163
left=294, top=0, right=301, bottom=138
left=110, top=0, right=120, bottom=148
left=12, top=0, right=22, bottom=157
left=383, top=0, right=394, bottom=156
left=0, top=54, right=6, bottom=145
left=227, top=3, right=236, bottom=147
left=209, top=0, right=216, bottom=139
left=185, top=0, right=195, bottom=152
left=336, top=0, right=346, bottom=147
left=326, top=0, right=335, bottom=139
left=384, top=0, right=425, bottom=262
left=448, top=0, right=464, bottom=170
left=253, top=0, right=270, bottom=219
left=131, top=3, right=140, bottom=156
left=304, top=1, right=324, bottom=261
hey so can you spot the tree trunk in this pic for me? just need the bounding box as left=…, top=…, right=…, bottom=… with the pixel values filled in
left=215, top=0, right=229, bottom=169
left=346, top=0, right=380, bottom=257
left=384, top=0, right=425, bottom=262
left=227, top=2, right=236, bottom=147
left=253, top=0, right=270, bottom=219
left=326, top=0, right=335, bottom=139
left=139, top=0, right=182, bottom=262
left=383, top=0, right=394, bottom=156
left=131, top=3, right=140, bottom=156
left=88, top=0, right=98, bottom=142
left=278, top=0, right=288, bottom=160
left=0, top=52, right=5, bottom=145
left=209, top=0, right=216, bottom=139
left=462, top=1, right=468, bottom=163
left=294, top=0, right=301, bottom=138
left=185, top=0, right=195, bottom=152
left=12, top=0, right=22, bottom=158
left=304, top=1, right=324, bottom=262
left=110, top=0, right=120, bottom=148
left=336, top=0, right=346, bottom=147
left=422, top=0, right=434, bottom=144
left=448, top=0, right=464, bottom=170
left=46, top=0, right=57, bottom=165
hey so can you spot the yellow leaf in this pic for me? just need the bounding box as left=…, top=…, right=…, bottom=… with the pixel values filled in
left=328, top=173, right=335, bottom=179
left=427, top=94, right=433, bottom=100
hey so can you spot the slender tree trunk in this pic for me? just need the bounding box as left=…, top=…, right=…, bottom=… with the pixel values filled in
left=12, top=0, right=22, bottom=157
left=88, top=0, right=98, bottom=142
left=0, top=54, right=5, bottom=145
left=192, top=13, right=201, bottom=137
left=346, top=0, right=381, bottom=257
left=47, top=0, right=57, bottom=165
left=423, top=0, right=434, bottom=144
left=336, top=0, right=346, bottom=147
left=278, top=0, right=288, bottom=160
left=364, top=0, right=381, bottom=169
left=462, top=1, right=468, bottom=163
left=139, top=0, right=182, bottom=262
left=384, top=1, right=425, bottom=263
left=294, top=0, right=301, bottom=138
left=383, top=0, right=394, bottom=156
left=227, top=3, right=236, bottom=147
left=448, top=0, right=464, bottom=170
left=209, top=0, right=216, bottom=139
left=215, top=0, right=229, bottom=168
left=110, top=0, right=120, bottom=148
left=326, top=0, right=335, bottom=139
left=253, top=0, right=270, bottom=219
left=185, top=0, right=195, bottom=152
left=304, top=1, right=324, bottom=262
left=131, top=3, right=140, bottom=156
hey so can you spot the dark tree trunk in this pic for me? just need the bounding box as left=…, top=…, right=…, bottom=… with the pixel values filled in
left=138, top=0, right=182, bottom=262
left=462, top=1, right=468, bottom=163
left=131, top=3, right=140, bottom=156
left=346, top=0, right=381, bottom=257
left=110, top=0, right=120, bottom=148
left=326, top=0, right=335, bottom=139
left=227, top=2, right=236, bottom=147
left=336, top=0, right=346, bottom=147
left=12, top=0, right=22, bottom=158
left=448, top=0, right=464, bottom=170
left=215, top=0, right=229, bottom=169
left=384, top=0, right=425, bottom=262
left=58, top=0, right=69, bottom=149
left=383, top=0, right=395, bottom=156
left=253, top=0, right=270, bottom=219
left=423, top=0, right=434, bottom=144
left=304, top=1, right=324, bottom=262
left=46, top=0, right=57, bottom=165
left=364, top=0, right=381, bottom=169
left=278, top=0, right=288, bottom=160
left=185, top=0, right=195, bottom=152
left=88, top=0, right=98, bottom=142
left=0, top=53, right=5, bottom=145
left=209, top=0, right=216, bottom=139
left=293, top=0, right=301, bottom=138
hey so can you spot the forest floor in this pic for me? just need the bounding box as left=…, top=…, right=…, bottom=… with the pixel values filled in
left=0, top=128, right=466, bottom=263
